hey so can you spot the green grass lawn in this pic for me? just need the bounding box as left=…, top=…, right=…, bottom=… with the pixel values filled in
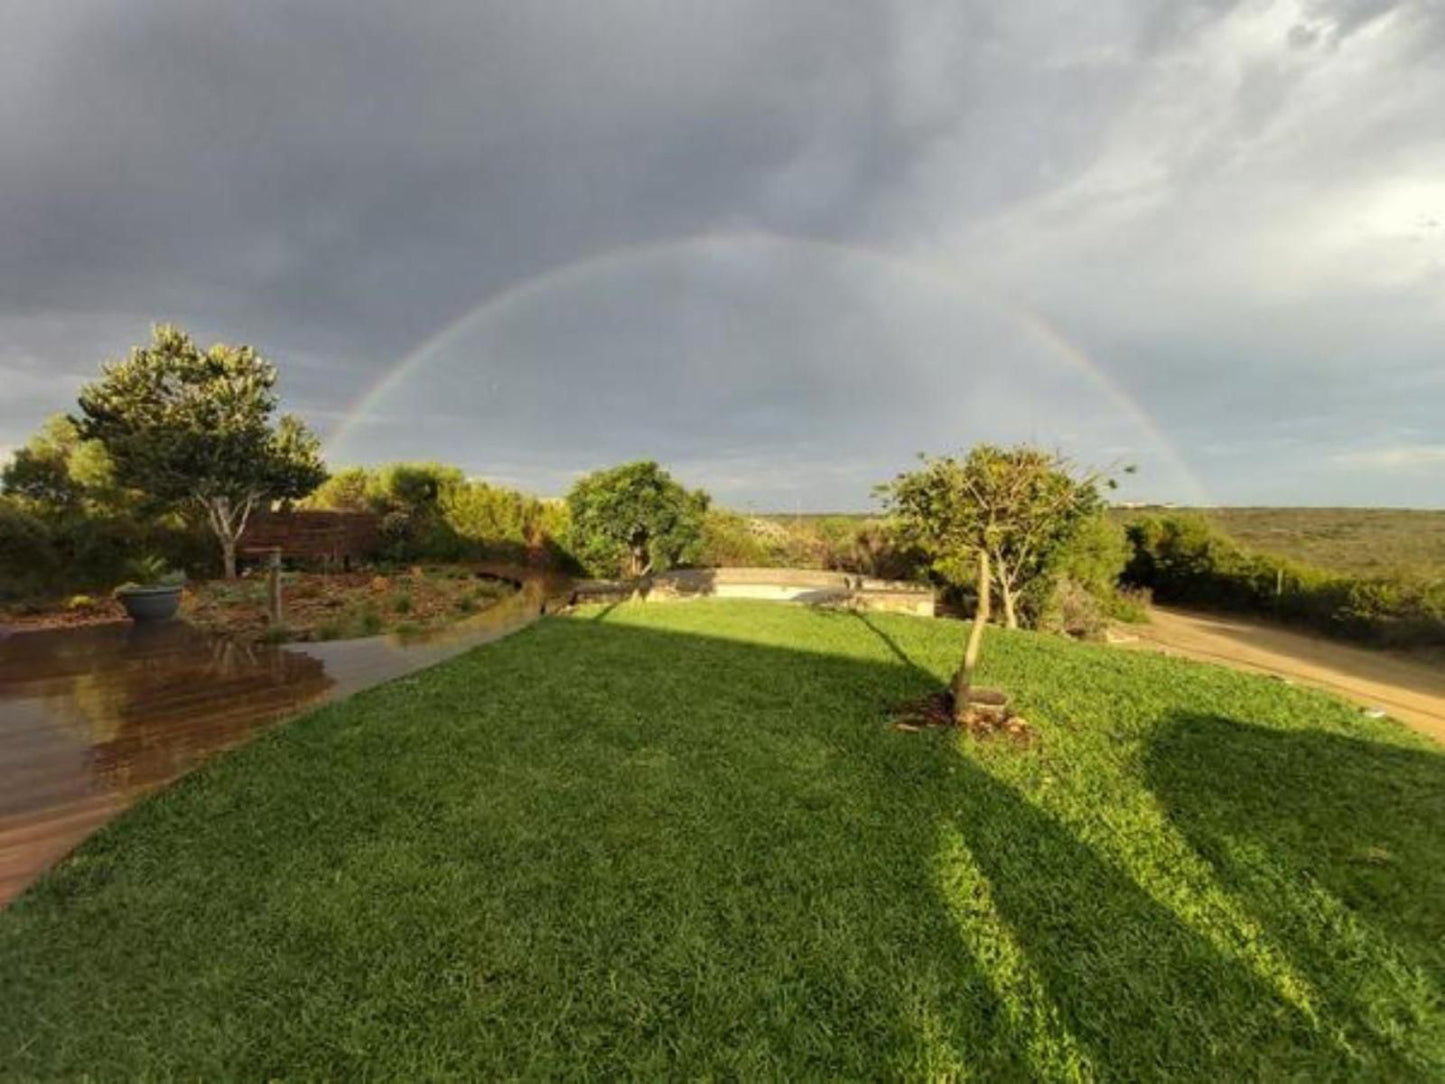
left=3, top=601, right=1442, bottom=1078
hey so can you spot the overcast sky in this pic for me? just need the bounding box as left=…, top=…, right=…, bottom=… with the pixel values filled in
left=1, top=0, right=1441, bottom=508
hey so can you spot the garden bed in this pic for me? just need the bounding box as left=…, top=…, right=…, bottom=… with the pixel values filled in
left=0, top=566, right=514, bottom=643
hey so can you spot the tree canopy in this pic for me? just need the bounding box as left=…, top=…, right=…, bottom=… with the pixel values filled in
left=0, top=415, right=123, bottom=515
left=566, top=461, right=709, bottom=578
left=880, top=443, right=1114, bottom=720
left=74, top=325, right=326, bottom=577
left=881, top=444, right=1111, bottom=628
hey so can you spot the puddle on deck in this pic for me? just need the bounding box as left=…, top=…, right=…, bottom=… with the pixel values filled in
left=0, top=569, right=571, bottom=905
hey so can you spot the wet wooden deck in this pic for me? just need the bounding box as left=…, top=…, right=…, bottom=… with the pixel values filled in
left=0, top=573, right=569, bottom=906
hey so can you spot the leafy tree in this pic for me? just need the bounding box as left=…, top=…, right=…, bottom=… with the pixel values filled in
left=566, top=461, right=709, bottom=578
left=306, top=466, right=372, bottom=513
left=880, top=444, right=1113, bottom=718
left=2, top=415, right=102, bottom=512
left=74, top=325, right=327, bottom=578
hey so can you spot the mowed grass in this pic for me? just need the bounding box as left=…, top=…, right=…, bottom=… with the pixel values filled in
left=2, top=601, right=1442, bottom=1078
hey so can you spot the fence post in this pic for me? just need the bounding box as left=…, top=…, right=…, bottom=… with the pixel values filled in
left=267, top=548, right=283, bottom=627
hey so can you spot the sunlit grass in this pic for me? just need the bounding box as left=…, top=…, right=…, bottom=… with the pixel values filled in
left=2, top=600, right=1440, bottom=1077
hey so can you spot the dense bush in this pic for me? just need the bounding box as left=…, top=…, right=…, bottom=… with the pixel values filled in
left=0, top=497, right=213, bottom=599
left=1026, top=514, right=1139, bottom=637
left=1, top=415, right=219, bottom=596
left=0, top=500, right=58, bottom=598
left=442, top=481, right=572, bottom=566
left=307, top=463, right=576, bottom=568
left=1124, top=513, right=1445, bottom=650
left=697, top=510, right=777, bottom=567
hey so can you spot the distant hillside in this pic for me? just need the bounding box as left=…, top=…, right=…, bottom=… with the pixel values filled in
left=1115, top=508, right=1445, bottom=580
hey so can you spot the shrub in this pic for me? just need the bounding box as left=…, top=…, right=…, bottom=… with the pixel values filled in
left=698, top=510, right=775, bottom=567
left=1018, top=512, right=1132, bottom=628
left=0, top=501, right=58, bottom=598
left=1105, top=585, right=1151, bottom=624
left=308, top=464, right=577, bottom=568
left=355, top=605, right=383, bottom=636
left=695, top=513, right=926, bottom=580
left=1035, top=577, right=1109, bottom=640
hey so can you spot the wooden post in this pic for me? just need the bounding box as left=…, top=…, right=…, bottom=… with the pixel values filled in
left=267, top=548, right=283, bottom=626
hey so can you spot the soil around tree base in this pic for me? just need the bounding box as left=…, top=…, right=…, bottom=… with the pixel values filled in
left=889, top=689, right=1033, bottom=742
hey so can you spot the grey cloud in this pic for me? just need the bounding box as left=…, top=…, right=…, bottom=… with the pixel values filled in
left=0, top=0, right=1440, bottom=508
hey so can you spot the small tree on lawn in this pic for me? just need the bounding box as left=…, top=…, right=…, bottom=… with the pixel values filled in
left=74, top=325, right=327, bottom=578
left=566, top=461, right=709, bottom=580
left=880, top=443, right=1112, bottom=721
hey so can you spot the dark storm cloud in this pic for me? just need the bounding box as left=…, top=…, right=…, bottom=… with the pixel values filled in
left=0, top=0, right=1441, bottom=505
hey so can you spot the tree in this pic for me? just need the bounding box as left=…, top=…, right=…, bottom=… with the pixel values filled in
left=880, top=444, right=1112, bottom=720
left=305, top=466, right=372, bottom=513
left=3, top=413, right=139, bottom=519
left=3, top=415, right=90, bottom=511
left=74, top=325, right=327, bottom=578
left=566, top=461, right=709, bottom=579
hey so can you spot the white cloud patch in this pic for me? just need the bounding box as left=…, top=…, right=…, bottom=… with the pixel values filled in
left=1335, top=444, right=1445, bottom=470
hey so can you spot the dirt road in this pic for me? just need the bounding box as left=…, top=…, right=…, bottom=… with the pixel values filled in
left=1115, top=606, right=1445, bottom=744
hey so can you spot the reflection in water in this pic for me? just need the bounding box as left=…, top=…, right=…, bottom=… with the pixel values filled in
left=0, top=567, right=571, bottom=904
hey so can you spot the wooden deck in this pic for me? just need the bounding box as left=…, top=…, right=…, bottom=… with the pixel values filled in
left=0, top=575, right=568, bottom=907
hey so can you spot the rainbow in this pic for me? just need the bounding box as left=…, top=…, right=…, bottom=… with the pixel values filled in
left=325, top=230, right=1208, bottom=504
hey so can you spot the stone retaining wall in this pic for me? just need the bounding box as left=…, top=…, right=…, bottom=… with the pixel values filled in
left=573, top=567, right=935, bottom=617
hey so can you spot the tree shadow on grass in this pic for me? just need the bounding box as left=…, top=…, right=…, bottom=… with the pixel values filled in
left=942, top=753, right=1315, bottom=1077
left=1147, top=713, right=1445, bottom=1075
left=851, top=610, right=1332, bottom=1075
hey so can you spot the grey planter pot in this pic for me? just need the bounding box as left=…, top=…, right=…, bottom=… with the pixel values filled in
left=116, top=584, right=183, bottom=622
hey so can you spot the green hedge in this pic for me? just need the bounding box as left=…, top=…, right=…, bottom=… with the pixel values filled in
left=1123, top=513, right=1445, bottom=650
left=0, top=497, right=216, bottom=600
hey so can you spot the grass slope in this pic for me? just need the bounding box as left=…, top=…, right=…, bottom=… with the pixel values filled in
left=2, top=601, right=1442, bottom=1078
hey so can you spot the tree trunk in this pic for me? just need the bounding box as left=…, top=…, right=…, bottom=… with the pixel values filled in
left=628, top=540, right=653, bottom=599
left=205, top=494, right=256, bottom=579
left=952, top=549, right=991, bottom=721
left=999, top=578, right=1018, bottom=630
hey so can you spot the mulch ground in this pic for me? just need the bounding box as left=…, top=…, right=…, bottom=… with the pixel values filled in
left=1, top=567, right=510, bottom=642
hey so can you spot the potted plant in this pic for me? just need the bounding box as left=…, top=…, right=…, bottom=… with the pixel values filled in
left=114, top=554, right=186, bottom=622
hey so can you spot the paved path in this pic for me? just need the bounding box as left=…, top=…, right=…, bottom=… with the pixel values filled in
left=0, top=575, right=568, bottom=907
left=1117, top=606, right=1445, bottom=744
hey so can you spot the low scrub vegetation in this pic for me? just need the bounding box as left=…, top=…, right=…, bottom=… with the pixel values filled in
left=698, top=510, right=922, bottom=579
left=306, top=462, right=573, bottom=568
left=1178, top=507, right=1445, bottom=580
left=1124, top=513, right=1445, bottom=651
left=3, top=601, right=1439, bottom=1077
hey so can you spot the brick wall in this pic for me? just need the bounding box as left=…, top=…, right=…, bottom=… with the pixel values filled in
left=239, top=510, right=381, bottom=565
